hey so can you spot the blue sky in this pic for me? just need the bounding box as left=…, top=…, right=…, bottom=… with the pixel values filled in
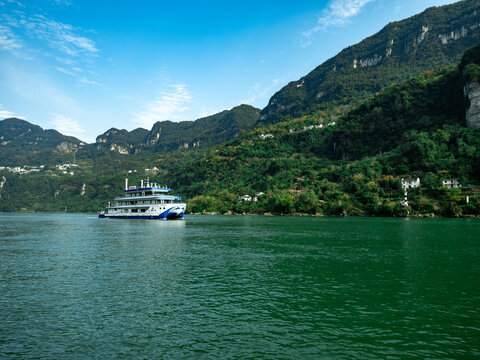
left=0, top=0, right=457, bottom=142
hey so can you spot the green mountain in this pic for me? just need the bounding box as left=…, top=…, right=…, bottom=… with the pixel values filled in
left=95, top=127, right=149, bottom=154
left=1, top=47, right=479, bottom=216
left=95, top=104, right=260, bottom=154
left=259, top=0, right=480, bottom=125
left=0, top=118, right=84, bottom=166
left=163, top=45, right=480, bottom=216
left=0, top=118, right=83, bottom=149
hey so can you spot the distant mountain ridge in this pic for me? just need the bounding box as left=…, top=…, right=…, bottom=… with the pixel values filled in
left=0, top=118, right=83, bottom=151
left=95, top=104, right=260, bottom=154
left=0, top=104, right=261, bottom=163
left=259, top=0, right=480, bottom=124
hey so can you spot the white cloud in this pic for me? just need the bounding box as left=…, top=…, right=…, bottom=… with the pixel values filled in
left=50, top=113, right=85, bottom=138
left=52, top=0, right=72, bottom=6
left=1, top=9, right=100, bottom=84
left=55, top=66, right=76, bottom=77
left=25, top=15, right=98, bottom=56
left=0, top=104, right=25, bottom=119
left=240, top=78, right=284, bottom=106
left=132, top=84, right=192, bottom=129
left=0, top=24, right=22, bottom=53
left=55, top=66, right=103, bottom=86
left=301, top=0, right=375, bottom=47
left=78, top=77, right=103, bottom=86
left=196, top=106, right=225, bottom=119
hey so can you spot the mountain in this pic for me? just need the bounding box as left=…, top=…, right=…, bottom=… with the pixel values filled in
left=95, top=104, right=260, bottom=154
left=0, top=118, right=83, bottom=150
left=143, top=104, right=260, bottom=152
left=1, top=46, right=479, bottom=216
left=259, top=0, right=480, bottom=125
left=163, top=44, right=480, bottom=216
left=0, top=118, right=85, bottom=166
left=95, top=127, right=149, bottom=154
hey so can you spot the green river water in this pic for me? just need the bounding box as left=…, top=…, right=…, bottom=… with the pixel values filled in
left=0, top=214, right=479, bottom=359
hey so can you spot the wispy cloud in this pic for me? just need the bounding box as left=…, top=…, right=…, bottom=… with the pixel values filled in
left=50, top=113, right=85, bottom=138
left=196, top=106, right=224, bottom=119
left=56, top=65, right=103, bottom=86
left=240, top=78, right=284, bottom=106
left=78, top=77, right=103, bottom=86
left=24, top=15, right=98, bottom=56
left=0, top=24, right=22, bottom=53
left=52, top=0, right=73, bottom=6
left=132, top=84, right=192, bottom=129
left=1, top=7, right=99, bottom=83
left=301, top=0, right=375, bottom=47
left=0, top=104, right=25, bottom=119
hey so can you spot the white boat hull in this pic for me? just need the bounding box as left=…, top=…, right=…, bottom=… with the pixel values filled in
left=99, top=203, right=186, bottom=220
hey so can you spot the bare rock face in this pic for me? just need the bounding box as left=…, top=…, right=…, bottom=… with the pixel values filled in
left=109, top=143, right=129, bottom=154
left=56, top=141, right=78, bottom=153
left=465, top=81, right=480, bottom=128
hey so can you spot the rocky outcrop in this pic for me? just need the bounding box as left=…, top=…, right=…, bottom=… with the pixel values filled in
left=109, top=143, right=129, bottom=154
left=439, top=26, right=469, bottom=45
left=354, top=54, right=383, bottom=69
left=465, top=81, right=480, bottom=128
left=56, top=141, right=78, bottom=153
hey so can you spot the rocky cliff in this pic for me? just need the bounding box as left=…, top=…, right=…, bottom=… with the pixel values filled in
left=465, top=81, right=480, bottom=127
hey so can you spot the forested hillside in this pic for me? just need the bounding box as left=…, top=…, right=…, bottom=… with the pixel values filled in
left=259, top=0, right=480, bottom=125
left=164, top=44, right=480, bottom=216
left=94, top=104, right=260, bottom=154
left=1, top=45, right=479, bottom=217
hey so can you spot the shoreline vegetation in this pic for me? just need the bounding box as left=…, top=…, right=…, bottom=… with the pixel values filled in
left=3, top=209, right=480, bottom=219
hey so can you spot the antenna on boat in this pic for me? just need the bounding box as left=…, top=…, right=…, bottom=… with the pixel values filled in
left=125, top=178, right=128, bottom=190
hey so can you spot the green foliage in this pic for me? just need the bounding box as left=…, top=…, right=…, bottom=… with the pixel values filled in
left=259, top=0, right=480, bottom=125
left=331, top=66, right=467, bottom=160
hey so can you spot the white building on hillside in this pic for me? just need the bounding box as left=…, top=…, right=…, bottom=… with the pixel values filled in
left=259, top=133, right=274, bottom=140
left=442, top=179, right=461, bottom=188
left=237, top=195, right=252, bottom=202
left=401, top=178, right=421, bottom=189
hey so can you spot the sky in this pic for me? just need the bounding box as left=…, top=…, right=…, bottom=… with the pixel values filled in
left=0, top=0, right=458, bottom=143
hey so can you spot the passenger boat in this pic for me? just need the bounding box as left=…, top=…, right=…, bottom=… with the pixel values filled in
left=99, top=178, right=186, bottom=219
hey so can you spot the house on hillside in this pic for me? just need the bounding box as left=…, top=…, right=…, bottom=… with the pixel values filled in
left=401, top=178, right=420, bottom=189
left=442, top=179, right=461, bottom=188
left=253, top=192, right=265, bottom=203
left=259, top=133, right=274, bottom=140
left=237, top=195, right=252, bottom=202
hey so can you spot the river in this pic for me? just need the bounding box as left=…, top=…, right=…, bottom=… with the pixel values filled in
left=1, top=214, right=479, bottom=359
